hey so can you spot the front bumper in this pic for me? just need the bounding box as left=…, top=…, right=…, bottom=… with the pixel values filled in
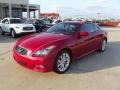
left=16, top=30, right=36, bottom=34
left=13, top=50, right=54, bottom=72
left=15, top=28, right=36, bottom=34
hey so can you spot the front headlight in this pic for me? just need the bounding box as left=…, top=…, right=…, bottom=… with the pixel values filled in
left=33, top=46, right=56, bottom=56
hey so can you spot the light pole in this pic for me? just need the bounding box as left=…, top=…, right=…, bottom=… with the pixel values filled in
left=97, top=13, right=101, bottom=20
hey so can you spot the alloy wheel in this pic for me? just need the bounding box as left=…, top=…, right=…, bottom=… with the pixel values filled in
left=57, top=52, right=71, bottom=72
left=11, top=30, right=16, bottom=38
left=101, top=40, right=107, bottom=51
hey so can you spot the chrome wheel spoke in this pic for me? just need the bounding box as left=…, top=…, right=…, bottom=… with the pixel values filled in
left=57, top=60, right=62, bottom=67
left=59, top=65, right=64, bottom=71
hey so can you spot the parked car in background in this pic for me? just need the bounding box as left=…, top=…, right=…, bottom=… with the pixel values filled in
left=13, top=22, right=107, bottom=74
left=100, top=20, right=120, bottom=27
left=0, top=18, right=36, bottom=38
left=25, top=19, right=53, bottom=32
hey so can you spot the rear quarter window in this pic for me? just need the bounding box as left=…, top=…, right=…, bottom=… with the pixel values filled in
left=93, top=24, right=101, bottom=31
left=81, top=23, right=94, bottom=32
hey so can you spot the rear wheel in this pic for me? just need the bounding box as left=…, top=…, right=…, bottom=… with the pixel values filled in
left=11, top=29, right=17, bottom=38
left=0, top=27, right=5, bottom=35
left=54, top=50, right=71, bottom=74
left=99, top=39, right=107, bottom=52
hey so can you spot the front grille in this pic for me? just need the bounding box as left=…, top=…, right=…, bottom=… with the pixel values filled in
left=15, top=46, right=28, bottom=56
left=23, top=27, right=33, bottom=30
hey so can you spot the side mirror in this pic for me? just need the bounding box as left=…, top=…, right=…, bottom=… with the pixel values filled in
left=80, top=31, right=89, bottom=36
left=5, top=22, right=9, bottom=24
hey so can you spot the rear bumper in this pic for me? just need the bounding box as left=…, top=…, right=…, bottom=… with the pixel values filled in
left=13, top=50, right=54, bottom=72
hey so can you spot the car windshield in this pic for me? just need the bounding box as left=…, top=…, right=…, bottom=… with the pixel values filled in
left=25, top=20, right=34, bottom=24
left=37, top=20, right=46, bottom=24
left=10, top=19, right=24, bottom=24
left=42, top=19, right=51, bottom=24
left=46, top=23, right=79, bottom=35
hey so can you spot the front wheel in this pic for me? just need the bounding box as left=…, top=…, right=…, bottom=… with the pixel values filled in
left=54, top=50, right=71, bottom=74
left=11, top=29, right=17, bottom=38
left=99, top=39, right=107, bottom=52
left=0, top=27, right=5, bottom=35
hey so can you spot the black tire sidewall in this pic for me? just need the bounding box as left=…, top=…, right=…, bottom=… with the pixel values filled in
left=0, top=27, right=5, bottom=35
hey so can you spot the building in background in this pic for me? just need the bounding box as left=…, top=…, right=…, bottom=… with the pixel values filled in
left=40, top=13, right=59, bottom=19
left=0, top=0, right=40, bottom=20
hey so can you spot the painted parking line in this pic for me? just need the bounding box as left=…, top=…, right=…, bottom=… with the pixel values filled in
left=101, top=27, right=120, bottom=31
left=0, top=50, right=12, bottom=56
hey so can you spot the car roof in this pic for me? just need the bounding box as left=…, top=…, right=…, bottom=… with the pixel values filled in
left=61, top=21, right=83, bottom=25
left=62, top=21, right=94, bottom=25
left=5, top=18, right=21, bottom=19
left=28, top=19, right=43, bottom=21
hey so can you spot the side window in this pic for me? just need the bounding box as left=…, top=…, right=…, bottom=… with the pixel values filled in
left=68, top=24, right=78, bottom=32
left=2, top=19, right=9, bottom=24
left=81, top=23, right=94, bottom=32
left=94, top=24, right=101, bottom=31
left=2, top=19, right=7, bottom=23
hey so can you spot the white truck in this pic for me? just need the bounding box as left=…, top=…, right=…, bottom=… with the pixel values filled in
left=0, top=18, right=36, bottom=38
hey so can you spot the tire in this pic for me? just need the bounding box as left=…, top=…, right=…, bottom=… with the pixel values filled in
left=54, top=50, right=72, bottom=74
left=99, top=39, right=107, bottom=52
left=11, top=29, right=17, bottom=38
left=0, top=27, right=5, bottom=35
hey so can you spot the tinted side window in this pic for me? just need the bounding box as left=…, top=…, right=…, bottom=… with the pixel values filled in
left=2, top=19, right=8, bottom=23
left=81, top=23, right=94, bottom=32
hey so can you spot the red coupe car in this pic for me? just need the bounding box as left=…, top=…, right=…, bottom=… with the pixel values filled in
left=13, top=22, right=107, bottom=74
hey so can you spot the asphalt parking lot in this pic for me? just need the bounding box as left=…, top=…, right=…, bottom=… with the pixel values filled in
left=0, top=27, right=120, bottom=90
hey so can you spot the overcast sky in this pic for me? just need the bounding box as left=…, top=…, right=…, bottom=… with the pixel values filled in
left=29, top=0, right=120, bottom=19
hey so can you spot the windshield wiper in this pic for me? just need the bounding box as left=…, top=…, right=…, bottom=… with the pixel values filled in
left=50, top=32, right=62, bottom=34
left=46, top=32, right=67, bottom=35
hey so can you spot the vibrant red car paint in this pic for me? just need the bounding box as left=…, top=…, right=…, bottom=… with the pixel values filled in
left=13, top=22, right=107, bottom=72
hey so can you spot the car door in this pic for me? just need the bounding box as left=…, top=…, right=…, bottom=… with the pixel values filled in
left=76, top=23, right=95, bottom=58
left=1, top=19, right=7, bottom=32
left=92, top=24, right=103, bottom=50
left=1, top=19, right=10, bottom=33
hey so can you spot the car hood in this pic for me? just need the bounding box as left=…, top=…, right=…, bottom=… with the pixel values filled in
left=17, top=33, right=71, bottom=51
left=11, top=23, right=34, bottom=27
